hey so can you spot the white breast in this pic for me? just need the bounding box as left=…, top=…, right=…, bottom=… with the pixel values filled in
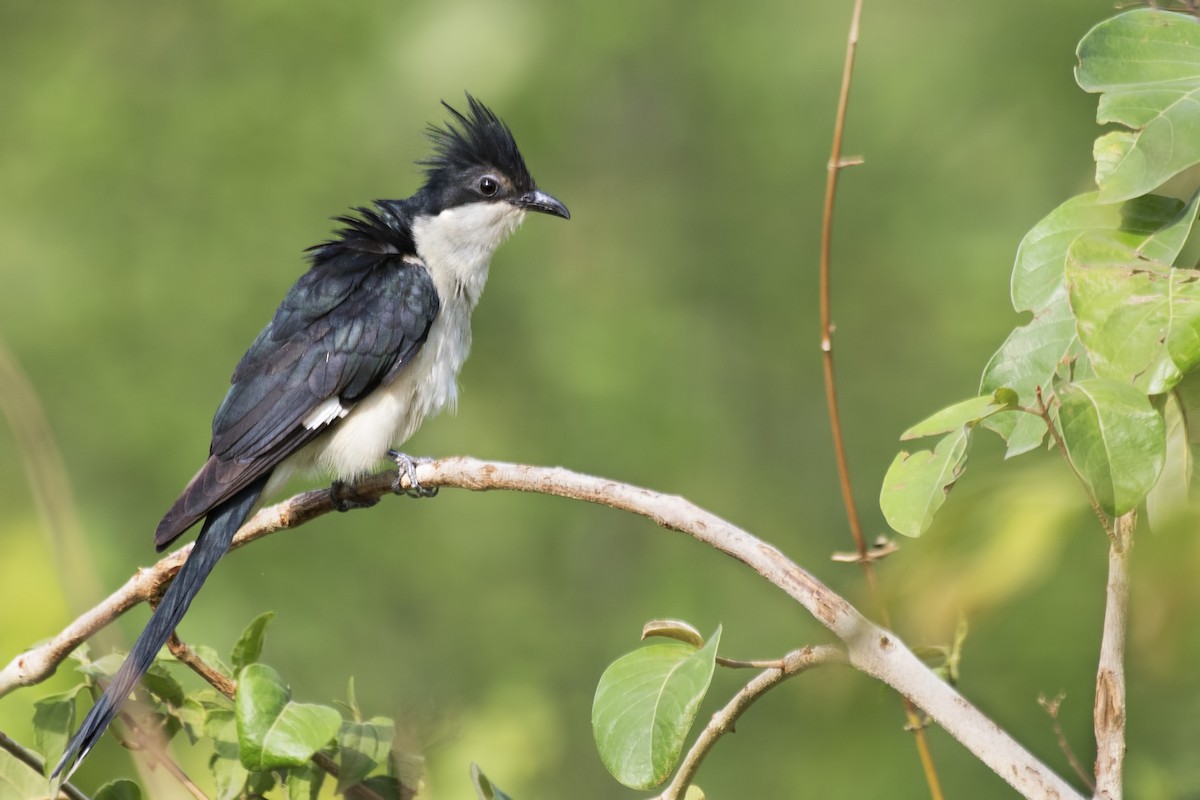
left=267, top=201, right=525, bottom=493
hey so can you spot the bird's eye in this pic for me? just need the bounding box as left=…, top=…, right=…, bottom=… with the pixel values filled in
left=478, top=176, right=499, bottom=197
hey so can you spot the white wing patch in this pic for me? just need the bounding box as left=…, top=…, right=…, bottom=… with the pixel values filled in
left=302, top=396, right=351, bottom=430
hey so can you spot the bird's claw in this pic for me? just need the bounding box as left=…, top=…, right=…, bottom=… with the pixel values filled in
left=330, top=480, right=379, bottom=511
left=388, top=450, right=438, bottom=498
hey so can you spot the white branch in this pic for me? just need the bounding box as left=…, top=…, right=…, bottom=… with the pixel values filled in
left=1, top=457, right=1083, bottom=798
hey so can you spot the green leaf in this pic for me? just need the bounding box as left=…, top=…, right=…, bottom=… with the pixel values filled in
left=175, top=695, right=207, bottom=742
left=984, top=190, right=1200, bottom=456
left=345, top=676, right=361, bottom=721
left=143, top=663, right=185, bottom=707
left=236, top=664, right=341, bottom=771
left=283, top=763, right=326, bottom=800
left=900, top=390, right=1017, bottom=441
left=1076, top=9, right=1200, bottom=201
left=1012, top=191, right=1196, bottom=311
left=880, top=428, right=971, bottom=537
left=1057, top=379, right=1166, bottom=515
left=231, top=611, right=275, bottom=673
left=1067, top=235, right=1200, bottom=394
left=593, top=628, right=721, bottom=790
left=0, top=748, right=47, bottom=800
left=359, top=776, right=408, bottom=799
left=194, top=645, right=234, bottom=680
left=1147, top=391, right=1193, bottom=530
left=33, top=687, right=81, bottom=776
left=337, top=717, right=395, bottom=793
left=94, top=780, right=143, bottom=800
left=981, top=292, right=1080, bottom=456
left=471, top=763, right=516, bottom=800
left=247, top=769, right=277, bottom=795
left=206, top=707, right=250, bottom=800
left=79, top=653, right=126, bottom=681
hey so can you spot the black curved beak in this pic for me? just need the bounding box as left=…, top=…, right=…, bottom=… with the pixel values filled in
left=518, top=189, right=570, bottom=220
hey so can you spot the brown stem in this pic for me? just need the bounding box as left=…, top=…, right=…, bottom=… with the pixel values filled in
left=166, top=634, right=236, bottom=697
left=817, top=3, right=943, bottom=796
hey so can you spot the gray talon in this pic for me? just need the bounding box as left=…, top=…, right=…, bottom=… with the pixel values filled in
left=387, top=450, right=438, bottom=498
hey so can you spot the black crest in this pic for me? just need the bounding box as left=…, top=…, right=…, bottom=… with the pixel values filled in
left=421, top=94, right=532, bottom=189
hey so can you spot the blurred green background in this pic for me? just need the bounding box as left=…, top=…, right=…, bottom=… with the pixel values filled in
left=3, top=1, right=1198, bottom=797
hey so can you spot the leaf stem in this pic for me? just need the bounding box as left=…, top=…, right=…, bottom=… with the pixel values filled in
left=715, top=656, right=787, bottom=670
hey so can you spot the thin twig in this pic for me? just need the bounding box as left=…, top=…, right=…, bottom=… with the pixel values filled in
left=715, top=656, right=786, bottom=670
left=1094, top=512, right=1133, bottom=799
left=818, top=0, right=868, bottom=574
left=1, top=457, right=1084, bottom=798
left=166, top=634, right=236, bottom=697
left=817, top=3, right=943, bottom=795
left=658, top=645, right=848, bottom=800
left=1038, top=693, right=1095, bottom=792
left=0, top=729, right=91, bottom=800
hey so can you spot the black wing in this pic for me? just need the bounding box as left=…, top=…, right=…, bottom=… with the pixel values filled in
left=156, top=211, right=438, bottom=549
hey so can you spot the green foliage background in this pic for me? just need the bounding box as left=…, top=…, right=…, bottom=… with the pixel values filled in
left=2, top=1, right=1196, bottom=797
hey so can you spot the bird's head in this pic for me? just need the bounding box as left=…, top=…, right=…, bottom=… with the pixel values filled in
left=416, top=95, right=570, bottom=233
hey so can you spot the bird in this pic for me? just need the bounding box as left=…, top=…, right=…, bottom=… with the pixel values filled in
left=53, top=94, right=569, bottom=780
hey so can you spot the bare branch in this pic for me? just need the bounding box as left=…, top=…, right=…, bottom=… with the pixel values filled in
left=2, top=457, right=1084, bottom=797
left=658, top=645, right=847, bottom=800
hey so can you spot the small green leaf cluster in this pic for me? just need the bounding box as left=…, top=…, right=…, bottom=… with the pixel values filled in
left=882, top=8, right=1200, bottom=537
left=19, top=613, right=413, bottom=800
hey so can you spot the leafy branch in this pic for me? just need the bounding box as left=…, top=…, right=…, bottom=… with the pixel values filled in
left=3, top=457, right=1083, bottom=798
left=878, top=8, right=1200, bottom=798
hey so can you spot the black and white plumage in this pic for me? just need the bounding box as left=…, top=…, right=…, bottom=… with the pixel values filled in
left=54, top=95, right=569, bottom=780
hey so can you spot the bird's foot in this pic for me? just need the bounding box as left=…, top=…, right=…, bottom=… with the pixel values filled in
left=330, top=480, right=379, bottom=512
left=388, top=450, right=438, bottom=498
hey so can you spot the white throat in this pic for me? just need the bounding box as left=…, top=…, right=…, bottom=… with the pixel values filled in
left=411, top=201, right=526, bottom=308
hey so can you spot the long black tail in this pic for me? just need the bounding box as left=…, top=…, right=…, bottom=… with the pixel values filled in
left=53, top=476, right=267, bottom=781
